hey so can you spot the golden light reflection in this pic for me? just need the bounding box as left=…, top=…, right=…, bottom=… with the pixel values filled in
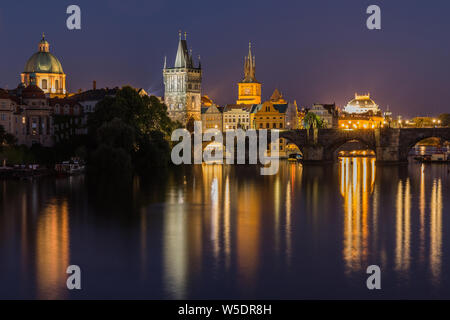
left=163, top=189, right=188, bottom=299
left=419, top=165, right=426, bottom=264
left=285, top=180, right=292, bottom=265
left=224, top=175, right=231, bottom=268
left=340, top=157, right=376, bottom=274
left=274, top=176, right=280, bottom=254
left=236, top=179, right=261, bottom=289
left=395, top=179, right=411, bottom=273
left=430, top=179, right=442, bottom=286
left=36, top=199, right=70, bottom=300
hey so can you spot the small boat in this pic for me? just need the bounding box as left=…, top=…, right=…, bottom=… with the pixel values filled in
left=55, top=159, right=85, bottom=176
left=416, top=153, right=449, bottom=163
left=288, top=153, right=303, bottom=162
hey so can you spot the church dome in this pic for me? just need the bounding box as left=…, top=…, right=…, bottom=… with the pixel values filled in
left=343, top=93, right=380, bottom=114
left=347, top=94, right=377, bottom=108
left=24, top=52, right=64, bottom=74
left=23, top=34, right=64, bottom=74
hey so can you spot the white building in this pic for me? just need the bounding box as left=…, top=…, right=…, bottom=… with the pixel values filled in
left=343, top=93, right=380, bottom=115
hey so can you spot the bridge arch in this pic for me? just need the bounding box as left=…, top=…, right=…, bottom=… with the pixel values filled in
left=398, top=128, right=450, bottom=161
left=323, top=137, right=377, bottom=161
left=279, top=130, right=307, bottom=156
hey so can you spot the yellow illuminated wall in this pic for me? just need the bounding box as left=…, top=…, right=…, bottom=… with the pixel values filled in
left=237, top=82, right=261, bottom=105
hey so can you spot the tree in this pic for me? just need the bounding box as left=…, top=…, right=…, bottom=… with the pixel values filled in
left=303, top=112, right=325, bottom=130
left=97, top=118, right=135, bottom=152
left=438, top=113, right=450, bottom=127
left=0, top=125, right=17, bottom=148
left=87, top=86, right=178, bottom=177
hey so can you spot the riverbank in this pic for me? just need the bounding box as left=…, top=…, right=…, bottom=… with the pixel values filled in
left=0, top=167, right=55, bottom=180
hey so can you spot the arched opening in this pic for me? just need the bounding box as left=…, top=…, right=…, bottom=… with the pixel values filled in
left=279, top=137, right=304, bottom=161
left=285, top=142, right=303, bottom=158
left=332, top=139, right=376, bottom=160
left=408, top=137, right=449, bottom=162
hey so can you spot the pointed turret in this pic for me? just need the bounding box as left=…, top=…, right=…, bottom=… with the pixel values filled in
left=174, top=31, right=190, bottom=68
left=38, top=32, right=50, bottom=52
left=243, top=42, right=257, bottom=83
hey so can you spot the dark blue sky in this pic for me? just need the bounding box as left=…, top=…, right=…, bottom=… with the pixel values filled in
left=1, top=0, right=449, bottom=117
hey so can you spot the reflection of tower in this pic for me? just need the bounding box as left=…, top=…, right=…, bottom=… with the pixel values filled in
left=36, top=200, right=70, bottom=299
left=236, top=42, right=261, bottom=105
left=163, top=32, right=202, bottom=126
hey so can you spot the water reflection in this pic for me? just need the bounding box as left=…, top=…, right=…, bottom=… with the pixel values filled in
left=340, top=158, right=375, bottom=274
left=430, top=179, right=442, bottom=286
left=0, top=159, right=448, bottom=299
left=395, top=179, right=411, bottom=274
left=36, top=199, right=70, bottom=300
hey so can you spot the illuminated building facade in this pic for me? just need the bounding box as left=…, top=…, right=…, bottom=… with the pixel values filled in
left=339, top=115, right=384, bottom=130
left=250, top=93, right=288, bottom=156
left=340, top=93, right=384, bottom=129
left=223, top=105, right=251, bottom=131
left=163, top=32, right=202, bottom=126
left=236, top=43, right=261, bottom=105
left=21, top=34, right=67, bottom=97
left=201, top=104, right=223, bottom=131
left=309, top=103, right=339, bottom=128
left=343, top=93, right=380, bottom=115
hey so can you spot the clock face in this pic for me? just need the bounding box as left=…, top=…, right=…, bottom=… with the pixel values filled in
left=244, top=87, right=251, bottom=95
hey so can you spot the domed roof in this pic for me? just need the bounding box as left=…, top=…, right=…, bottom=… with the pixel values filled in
left=343, top=93, right=381, bottom=115
left=23, top=34, right=64, bottom=74
left=24, top=51, right=64, bottom=74
left=347, top=94, right=377, bottom=107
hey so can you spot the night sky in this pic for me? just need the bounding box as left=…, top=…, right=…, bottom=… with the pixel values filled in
left=1, top=0, right=449, bottom=117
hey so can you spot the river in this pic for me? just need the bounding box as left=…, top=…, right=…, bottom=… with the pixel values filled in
left=0, top=158, right=449, bottom=299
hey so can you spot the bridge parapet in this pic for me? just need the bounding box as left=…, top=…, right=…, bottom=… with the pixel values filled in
left=197, top=128, right=450, bottom=163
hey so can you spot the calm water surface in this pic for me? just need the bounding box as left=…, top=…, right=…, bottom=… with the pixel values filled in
left=0, top=158, right=449, bottom=299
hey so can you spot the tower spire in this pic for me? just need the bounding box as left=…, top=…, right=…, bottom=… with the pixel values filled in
left=174, top=31, right=189, bottom=68
left=243, top=41, right=256, bottom=82
left=38, top=32, right=49, bottom=52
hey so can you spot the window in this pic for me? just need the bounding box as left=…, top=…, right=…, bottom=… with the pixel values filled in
left=55, top=80, right=59, bottom=90
left=42, top=79, right=48, bottom=90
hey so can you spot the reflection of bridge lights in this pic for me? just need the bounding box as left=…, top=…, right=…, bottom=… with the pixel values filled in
left=340, top=157, right=376, bottom=274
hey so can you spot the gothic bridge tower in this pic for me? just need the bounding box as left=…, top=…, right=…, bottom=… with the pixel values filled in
left=236, top=42, right=261, bottom=105
left=163, top=32, right=202, bottom=126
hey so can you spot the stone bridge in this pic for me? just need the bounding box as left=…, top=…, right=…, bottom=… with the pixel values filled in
left=202, top=128, right=450, bottom=163
left=279, top=128, right=450, bottom=163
